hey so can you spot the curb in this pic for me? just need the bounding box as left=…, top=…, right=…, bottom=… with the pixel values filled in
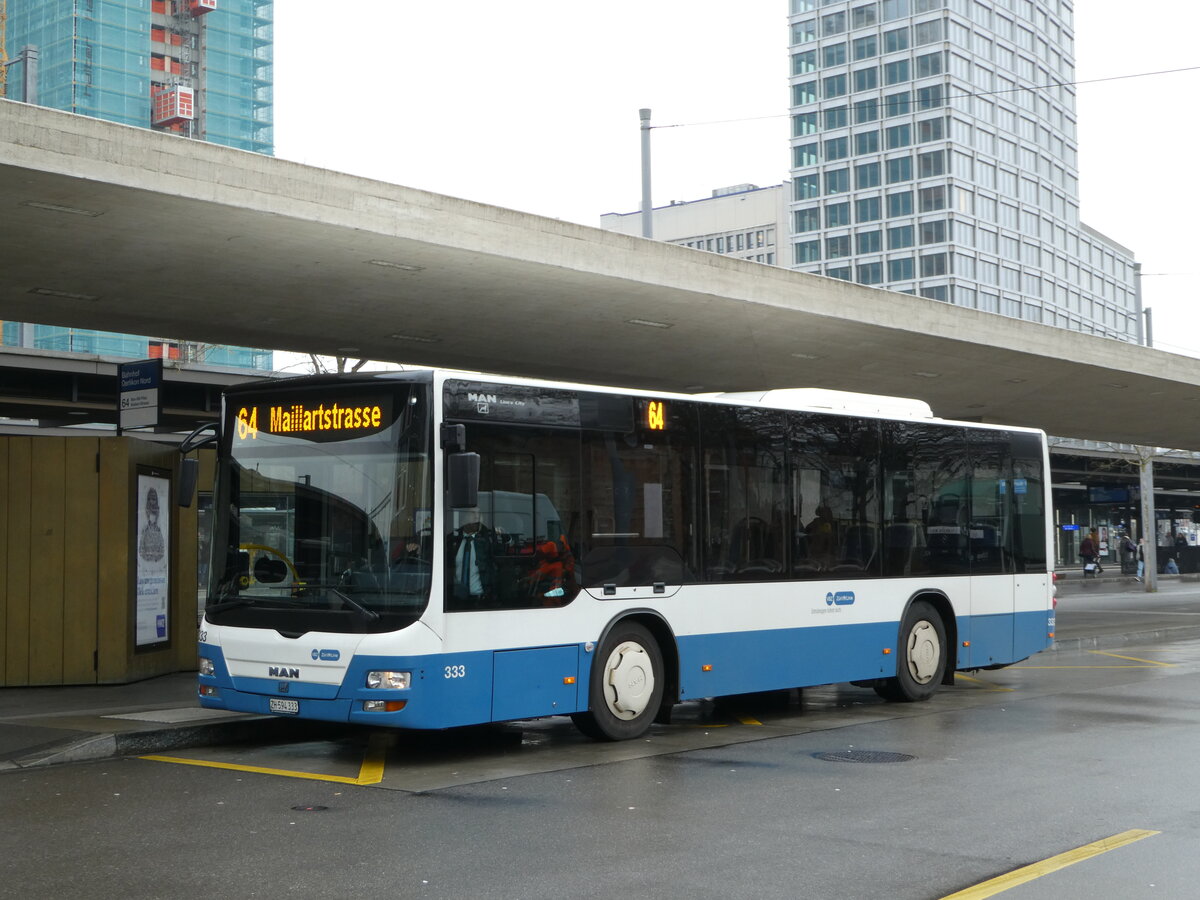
left=1051, top=624, right=1200, bottom=653
left=4, top=714, right=323, bottom=770
left=1055, top=573, right=1200, bottom=589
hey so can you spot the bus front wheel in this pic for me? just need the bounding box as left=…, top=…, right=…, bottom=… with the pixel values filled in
left=572, top=622, right=664, bottom=741
left=874, top=600, right=946, bottom=703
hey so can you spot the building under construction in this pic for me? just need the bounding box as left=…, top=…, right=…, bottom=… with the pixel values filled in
left=0, top=0, right=274, bottom=367
left=2, top=0, right=272, bottom=153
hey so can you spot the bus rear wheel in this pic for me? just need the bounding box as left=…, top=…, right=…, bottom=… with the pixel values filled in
left=874, top=600, right=946, bottom=703
left=572, top=622, right=664, bottom=741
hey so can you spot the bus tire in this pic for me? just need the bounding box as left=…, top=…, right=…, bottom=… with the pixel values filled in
left=572, top=622, right=664, bottom=741
left=873, top=600, right=946, bottom=703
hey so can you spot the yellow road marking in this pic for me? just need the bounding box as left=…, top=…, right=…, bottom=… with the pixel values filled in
left=736, top=716, right=763, bottom=726
left=1088, top=650, right=1176, bottom=667
left=140, top=755, right=373, bottom=784
left=1107, top=647, right=1174, bottom=653
left=141, top=731, right=392, bottom=785
left=1019, top=665, right=1171, bottom=669
left=939, top=828, right=1160, bottom=899
left=954, top=674, right=1014, bottom=692
left=356, top=732, right=390, bottom=784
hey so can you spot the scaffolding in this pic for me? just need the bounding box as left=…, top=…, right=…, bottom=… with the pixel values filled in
left=146, top=0, right=209, bottom=138
left=0, top=2, right=37, bottom=104
left=1, top=0, right=7, bottom=98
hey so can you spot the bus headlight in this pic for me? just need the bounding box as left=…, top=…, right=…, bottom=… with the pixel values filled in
left=198, top=657, right=215, bottom=676
left=366, top=670, right=410, bottom=690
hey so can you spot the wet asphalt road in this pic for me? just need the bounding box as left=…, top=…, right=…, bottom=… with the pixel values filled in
left=3, top=582, right=1199, bottom=899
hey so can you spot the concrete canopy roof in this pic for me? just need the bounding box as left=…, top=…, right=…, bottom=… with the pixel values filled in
left=2, top=99, right=1200, bottom=448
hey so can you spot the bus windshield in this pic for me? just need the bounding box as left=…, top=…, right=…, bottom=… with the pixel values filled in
left=205, top=382, right=433, bottom=634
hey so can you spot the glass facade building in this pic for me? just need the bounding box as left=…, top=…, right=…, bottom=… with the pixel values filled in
left=5, top=0, right=272, bottom=152
left=2, top=0, right=274, bottom=369
left=203, top=0, right=274, bottom=154
left=787, top=0, right=1139, bottom=341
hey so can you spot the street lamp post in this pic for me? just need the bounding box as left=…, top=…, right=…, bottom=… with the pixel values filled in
left=639, top=108, right=653, bottom=239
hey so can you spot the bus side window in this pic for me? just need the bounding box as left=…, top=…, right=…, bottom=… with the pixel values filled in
left=882, top=422, right=970, bottom=576
left=446, top=426, right=583, bottom=611
left=791, top=413, right=881, bottom=578
left=967, top=430, right=1012, bottom=575
left=581, top=404, right=698, bottom=587
left=700, top=405, right=787, bottom=582
left=1008, top=432, right=1047, bottom=572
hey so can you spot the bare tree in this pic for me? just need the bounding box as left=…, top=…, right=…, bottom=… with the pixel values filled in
left=307, top=354, right=370, bottom=374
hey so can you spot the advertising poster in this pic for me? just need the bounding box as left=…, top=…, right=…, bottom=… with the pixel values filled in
left=136, top=471, right=171, bottom=648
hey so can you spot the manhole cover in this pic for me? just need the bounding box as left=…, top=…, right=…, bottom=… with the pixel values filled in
left=812, top=750, right=916, bottom=764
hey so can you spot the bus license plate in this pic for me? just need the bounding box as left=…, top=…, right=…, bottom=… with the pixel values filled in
left=269, top=698, right=299, bottom=715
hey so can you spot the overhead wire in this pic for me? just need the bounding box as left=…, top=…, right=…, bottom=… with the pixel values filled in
left=647, top=62, right=1200, bottom=351
left=653, top=64, right=1200, bottom=129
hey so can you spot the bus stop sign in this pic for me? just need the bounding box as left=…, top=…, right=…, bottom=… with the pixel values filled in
left=119, top=358, right=163, bottom=430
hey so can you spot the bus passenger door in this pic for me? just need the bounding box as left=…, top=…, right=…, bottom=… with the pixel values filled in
left=967, top=573, right=1013, bottom=667
left=966, top=432, right=1016, bottom=667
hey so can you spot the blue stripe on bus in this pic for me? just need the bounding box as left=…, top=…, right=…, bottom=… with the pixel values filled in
left=197, top=610, right=1051, bottom=729
left=676, top=620, right=897, bottom=698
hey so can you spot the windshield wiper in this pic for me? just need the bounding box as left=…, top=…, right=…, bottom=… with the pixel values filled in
left=295, top=584, right=381, bottom=622
left=205, top=596, right=257, bottom=614
left=206, top=593, right=309, bottom=614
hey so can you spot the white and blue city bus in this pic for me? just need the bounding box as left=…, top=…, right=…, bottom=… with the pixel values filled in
left=189, top=369, right=1055, bottom=741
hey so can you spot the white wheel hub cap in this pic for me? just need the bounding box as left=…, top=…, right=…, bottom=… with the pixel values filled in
left=603, top=640, right=655, bottom=720
left=906, top=620, right=940, bottom=684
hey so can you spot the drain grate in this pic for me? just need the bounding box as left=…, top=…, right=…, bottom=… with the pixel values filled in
left=813, top=750, right=916, bottom=764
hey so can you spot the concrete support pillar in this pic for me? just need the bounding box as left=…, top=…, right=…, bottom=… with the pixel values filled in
left=1138, top=449, right=1157, bottom=592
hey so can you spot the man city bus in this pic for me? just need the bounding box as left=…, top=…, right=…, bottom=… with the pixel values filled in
left=184, top=369, right=1054, bottom=741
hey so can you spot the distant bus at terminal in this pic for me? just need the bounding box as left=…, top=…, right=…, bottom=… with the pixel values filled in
left=187, top=369, right=1055, bottom=740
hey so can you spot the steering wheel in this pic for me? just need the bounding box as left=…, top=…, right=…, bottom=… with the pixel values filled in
left=239, top=543, right=300, bottom=585
left=397, top=528, right=435, bottom=566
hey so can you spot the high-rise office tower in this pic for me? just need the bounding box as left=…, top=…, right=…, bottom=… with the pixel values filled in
left=1, top=0, right=273, bottom=367
left=786, top=0, right=1139, bottom=342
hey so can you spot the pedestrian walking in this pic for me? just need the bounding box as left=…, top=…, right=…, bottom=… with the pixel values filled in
left=1079, top=530, right=1101, bottom=575
left=1120, top=533, right=1136, bottom=574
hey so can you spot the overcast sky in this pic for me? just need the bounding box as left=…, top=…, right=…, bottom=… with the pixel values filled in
left=272, top=1, right=1200, bottom=361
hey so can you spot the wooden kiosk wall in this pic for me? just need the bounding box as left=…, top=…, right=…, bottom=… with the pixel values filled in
left=0, top=435, right=204, bottom=686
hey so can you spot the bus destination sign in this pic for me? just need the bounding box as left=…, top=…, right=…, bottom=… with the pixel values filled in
left=232, top=394, right=393, bottom=442
left=646, top=400, right=666, bottom=431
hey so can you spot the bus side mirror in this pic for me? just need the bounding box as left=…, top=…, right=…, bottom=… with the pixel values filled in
left=181, top=421, right=219, bottom=454
left=177, top=421, right=218, bottom=509
left=178, top=457, right=199, bottom=508
left=449, top=452, right=480, bottom=509
left=440, top=423, right=467, bottom=453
